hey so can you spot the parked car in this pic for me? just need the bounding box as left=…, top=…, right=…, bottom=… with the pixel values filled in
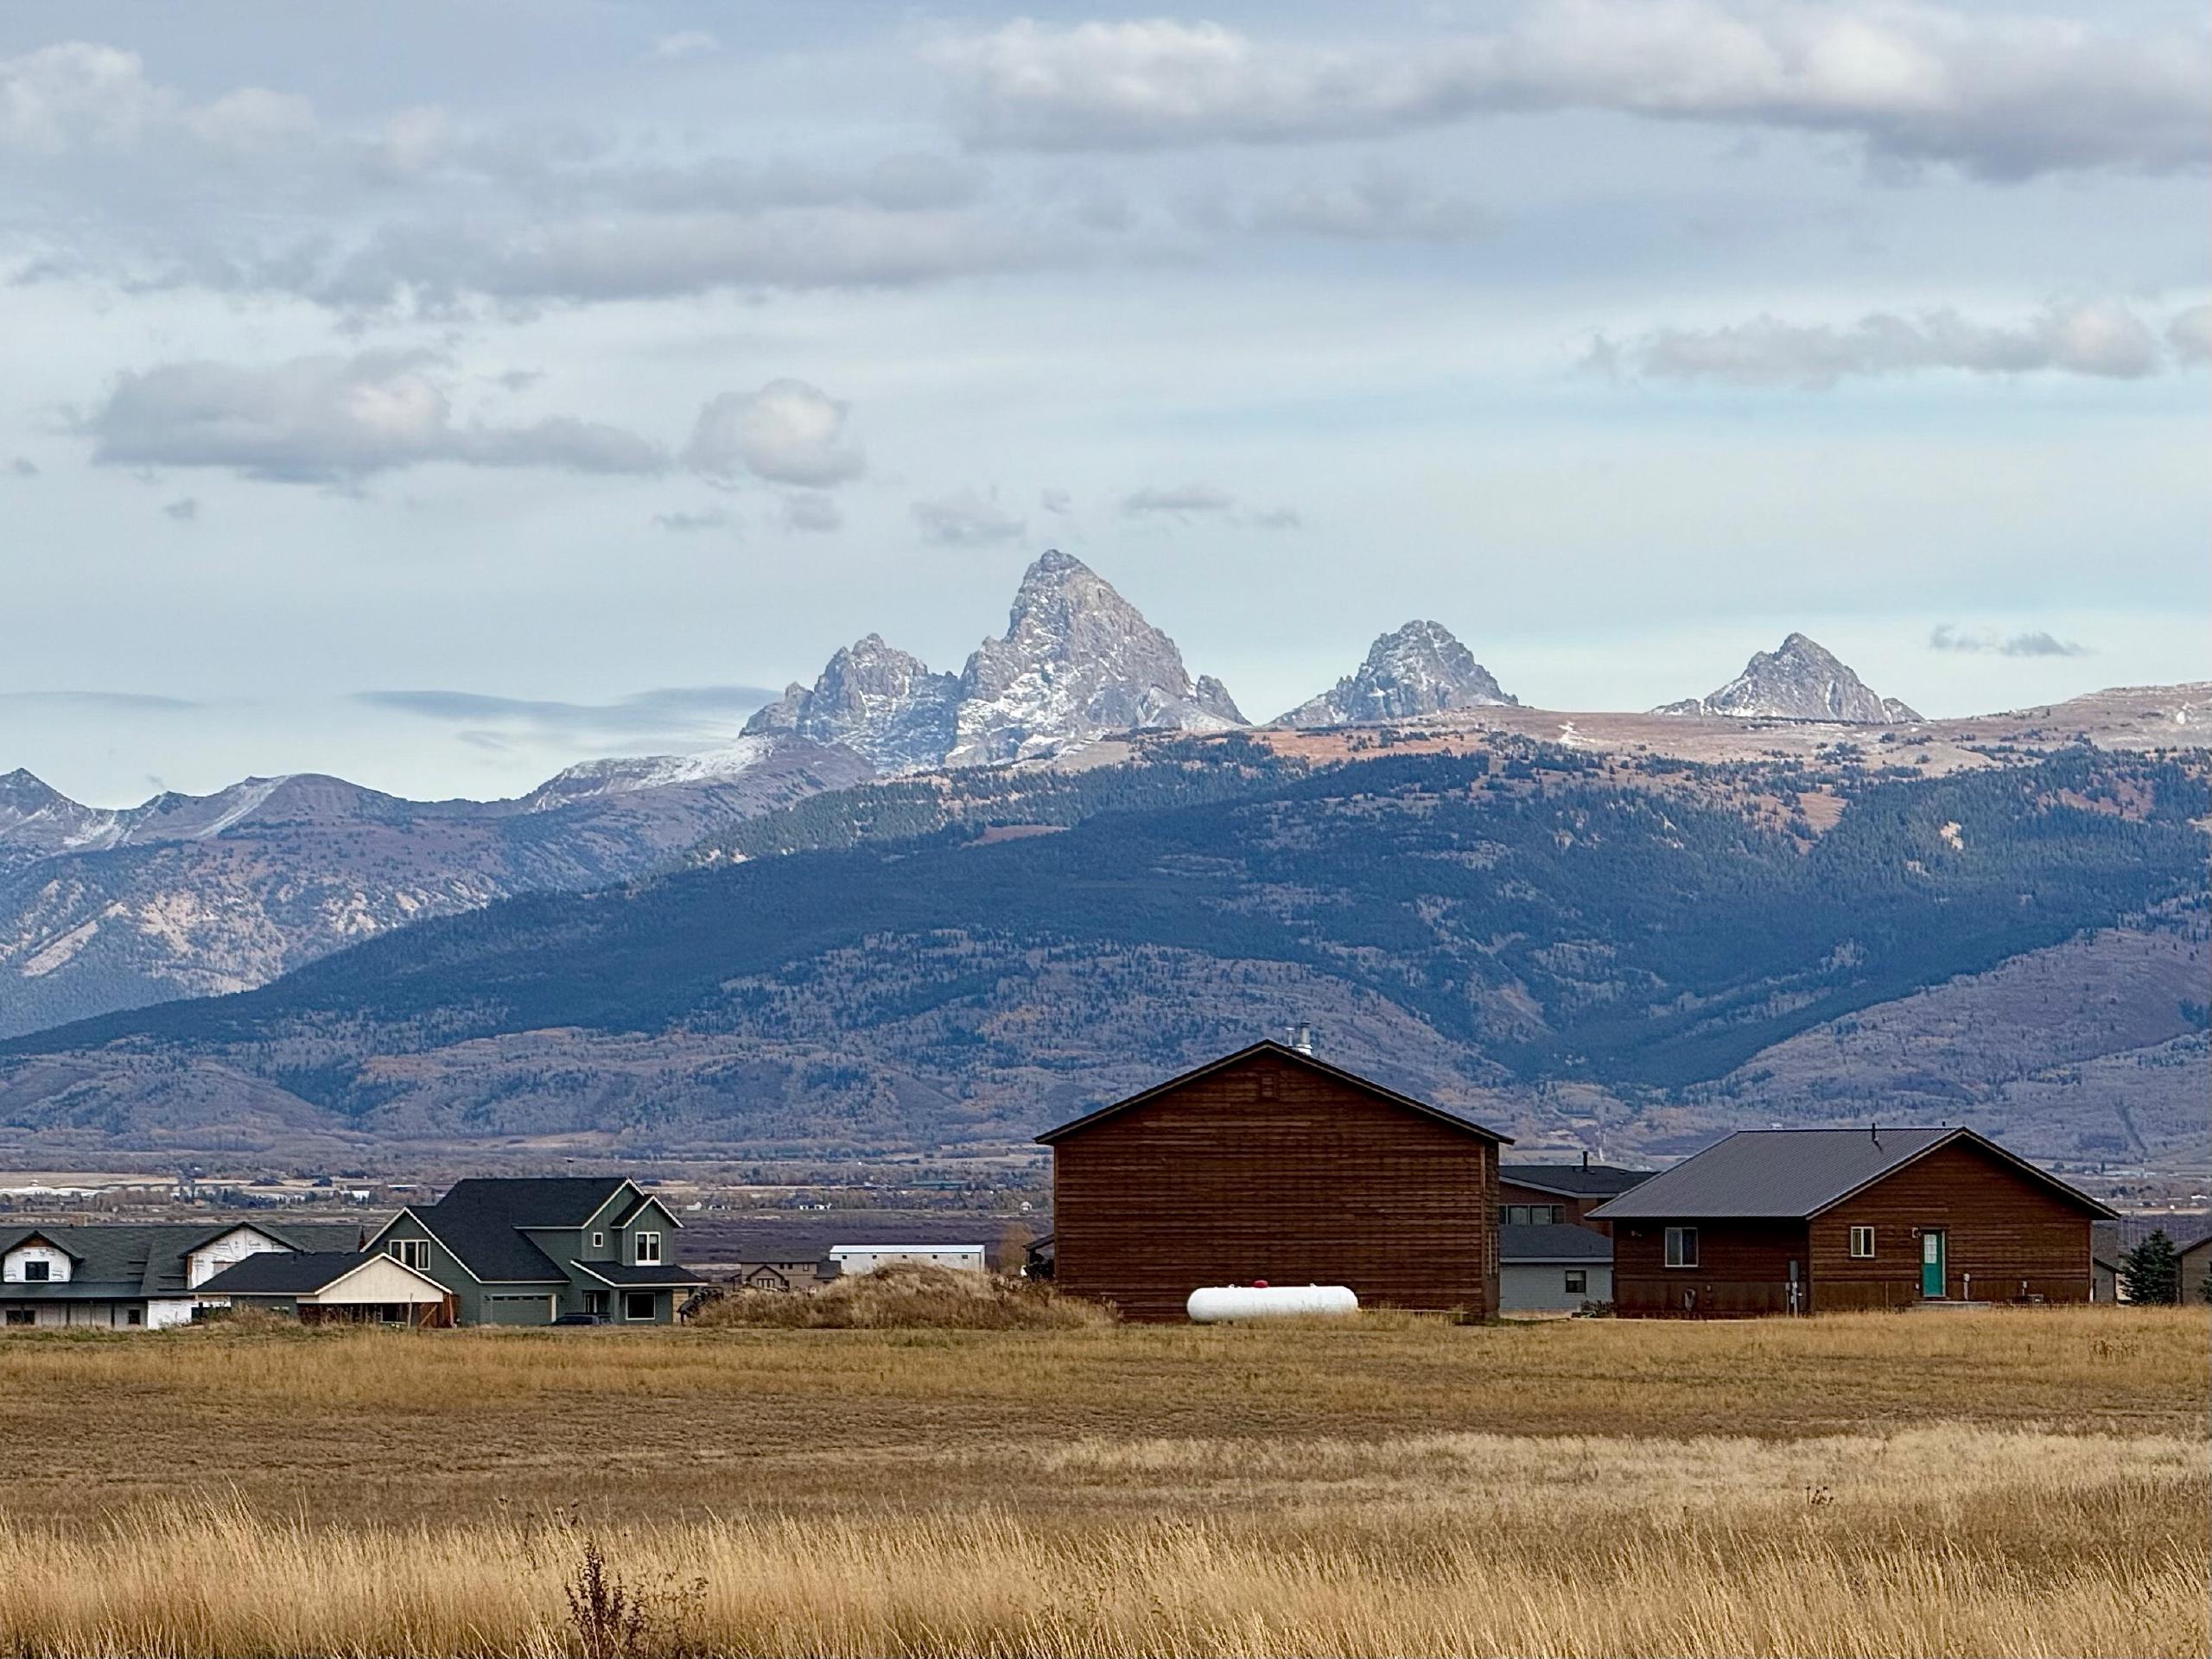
left=550, top=1311, right=606, bottom=1326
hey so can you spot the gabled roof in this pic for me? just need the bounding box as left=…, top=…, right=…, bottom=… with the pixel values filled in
left=1035, top=1040, right=1511, bottom=1145
left=1501, top=1163, right=1654, bottom=1198
left=196, top=1249, right=445, bottom=1297
left=1588, top=1128, right=2117, bottom=1222
left=0, top=1221, right=367, bottom=1298
left=404, top=1177, right=633, bottom=1283
left=1499, top=1224, right=1613, bottom=1263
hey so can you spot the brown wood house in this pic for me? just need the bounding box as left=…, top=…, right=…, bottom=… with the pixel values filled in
left=1038, top=1041, right=1511, bottom=1321
left=1498, top=1160, right=1651, bottom=1236
left=1589, top=1126, right=2116, bottom=1318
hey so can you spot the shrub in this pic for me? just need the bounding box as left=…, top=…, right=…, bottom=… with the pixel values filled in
left=687, top=1263, right=1113, bottom=1331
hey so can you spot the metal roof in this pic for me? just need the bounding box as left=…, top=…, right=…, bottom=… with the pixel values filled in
left=1587, top=1128, right=2117, bottom=1222
left=1500, top=1163, right=1653, bottom=1198
left=1035, top=1040, right=1511, bottom=1145
left=1498, top=1224, right=1612, bottom=1263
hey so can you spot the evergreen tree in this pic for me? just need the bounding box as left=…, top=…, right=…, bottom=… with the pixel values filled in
left=2119, top=1230, right=2181, bottom=1306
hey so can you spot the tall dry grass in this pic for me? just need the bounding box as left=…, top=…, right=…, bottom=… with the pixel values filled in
left=1, top=1308, right=2204, bottom=1655
left=688, top=1263, right=1110, bottom=1330
left=0, top=1425, right=2202, bottom=1657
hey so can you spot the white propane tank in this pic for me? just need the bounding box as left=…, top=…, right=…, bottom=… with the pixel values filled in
left=1185, top=1283, right=1359, bottom=1323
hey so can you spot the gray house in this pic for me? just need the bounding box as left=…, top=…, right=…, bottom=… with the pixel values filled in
left=366, top=1177, right=702, bottom=1325
left=1, top=1220, right=368, bottom=1330
left=1499, top=1223, right=1612, bottom=1313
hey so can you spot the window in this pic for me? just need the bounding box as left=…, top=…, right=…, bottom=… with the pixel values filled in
left=583, top=1290, right=608, bottom=1318
left=591, top=1231, right=605, bottom=1249
left=1564, top=1269, right=1587, bottom=1295
left=3, top=1309, right=30, bottom=1326
left=624, top=1291, right=656, bottom=1321
left=125, top=1307, right=143, bottom=1326
left=22, top=1260, right=48, bottom=1282
left=634, top=1232, right=661, bottom=1266
left=1664, top=1226, right=1699, bottom=1268
left=389, top=1238, right=430, bottom=1271
left=1849, top=1225, right=1876, bottom=1259
left=1504, top=1204, right=1563, bottom=1226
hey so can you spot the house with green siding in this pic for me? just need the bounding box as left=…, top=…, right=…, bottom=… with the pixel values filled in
left=366, top=1177, right=702, bottom=1325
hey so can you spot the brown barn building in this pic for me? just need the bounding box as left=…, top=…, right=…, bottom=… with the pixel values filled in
left=1589, top=1127, right=2115, bottom=1318
left=1038, top=1041, right=1510, bottom=1321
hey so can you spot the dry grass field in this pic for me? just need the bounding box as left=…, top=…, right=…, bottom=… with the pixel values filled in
left=1, top=1306, right=2205, bottom=1657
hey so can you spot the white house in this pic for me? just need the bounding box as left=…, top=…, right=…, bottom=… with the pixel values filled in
left=1, top=1220, right=368, bottom=1330
left=827, top=1243, right=989, bottom=1277
left=1498, top=1223, right=1612, bottom=1313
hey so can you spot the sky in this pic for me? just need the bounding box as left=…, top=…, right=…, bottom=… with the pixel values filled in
left=0, top=0, right=2204, bottom=806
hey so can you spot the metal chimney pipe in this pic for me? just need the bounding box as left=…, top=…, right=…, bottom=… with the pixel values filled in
left=1292, top=1023, right=1314, bottom=1056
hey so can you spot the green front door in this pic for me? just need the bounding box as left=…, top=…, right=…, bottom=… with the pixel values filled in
left=1920, top=1230, right=1946, bottom=1299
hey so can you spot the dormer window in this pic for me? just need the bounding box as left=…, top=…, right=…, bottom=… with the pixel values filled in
left=22, top=1260, right=48, bottom=1281
left=634, top=1231, right=662, bottom=1266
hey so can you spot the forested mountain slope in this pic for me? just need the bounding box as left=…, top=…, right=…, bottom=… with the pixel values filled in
left=2, top=743, right=2202, bottom=1165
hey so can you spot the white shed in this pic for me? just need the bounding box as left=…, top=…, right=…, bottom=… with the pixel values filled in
left=828, top=1243, right=988, bottom=1277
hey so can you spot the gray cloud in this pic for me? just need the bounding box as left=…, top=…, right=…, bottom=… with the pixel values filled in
left=935, top=7, right=2209, bottom=180
left=651, top=508, right=734, bottom=533
left=1246, top=505, right=1302, bottom=530
left=912, top=489, right=1025, bottom=544
left=354, top=684, right=775, bottom=741
left=0, top=690, right=199, bottom=711
left=1598, top=302, right=2177, bottom=390
left=1929, top=624, right=2092, bottom=658
left=781, top=493, right=842, bottom=533
left=685, top=380, right=863, bottom=488
left=2169, top=305, right=2212, bottom=366
left=1122, top=481, right=1236, bottom=516
left=89, top=352, right=666, bottom=482
left=161, top=495, right=199, bottom=520
left=9, top=458, right=37, bottom=477
left=1221, top=168, right=1494, bottom=244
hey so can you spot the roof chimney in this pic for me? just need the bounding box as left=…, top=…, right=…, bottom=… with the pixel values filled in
left=1581, top=1149, right=1590, bottom=1170
left=1291, top=1023, right=1314, bottom=1056
left=1871, top=1122, right=1880, bottom=1147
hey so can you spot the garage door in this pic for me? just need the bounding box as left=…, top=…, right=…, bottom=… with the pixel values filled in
left=482, top=1294, right=553, bottom=1325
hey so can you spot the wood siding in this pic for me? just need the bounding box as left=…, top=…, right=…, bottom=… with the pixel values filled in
left=1051, top=1052, right=1499, bottom=1322
left=1812, top=1141, right=2095, bottom=1309
left=1498, top=1180, right=1614, bottom=1236
left=1612, top=1219, right=1809, bottom=1318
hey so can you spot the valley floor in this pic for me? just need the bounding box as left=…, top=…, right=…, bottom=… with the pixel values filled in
left=1, top=1308, right=2205, bottom=1657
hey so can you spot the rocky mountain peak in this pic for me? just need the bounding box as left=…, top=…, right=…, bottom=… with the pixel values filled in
left=1656, top=633, right=1922, bottom=723
left=741, top=632, right=961, bottom=772
left=944, top=550, right=1245, bottom=766
left=1278, top=620, right=1519, bottom=728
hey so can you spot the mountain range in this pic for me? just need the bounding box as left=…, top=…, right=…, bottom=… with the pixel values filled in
left=0, top=549, right=2202, bottom=1168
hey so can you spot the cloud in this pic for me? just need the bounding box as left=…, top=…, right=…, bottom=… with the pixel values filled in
left=1039, top=488, right=1072, bottom=515
left=781, top=493, right=842, bottom=533
left=1246, top=505, right=1302, bottom=530
left=652, top=508, right=734, bottom=533
left=0, top=690, right=199, bottom=711
left=1598, top=302, right=2179, bottom=389
left=685, top=379, right=863, bottom=487
left=9, top=458, right=38, bottom=477
left=1929, top=624, right=2091, bottom=658
left=86, top=352, right=667, bottom=482
left=1220, top=168, right=1495, bottom=243
left=354, top=684, right=776, bottom=743
left=651, top=31, right=721, bottom=61
left=911, top=489, right=1026, bottom=545
left=0, top=41, right=315, bottom=156
left=933, top=6, right=2209, bottom=179
left=2169, top=305, right=2212, bottom=366
left=161, top=496, right=199, bottom=521
left=1122, top=482, right=1236, bottom=516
